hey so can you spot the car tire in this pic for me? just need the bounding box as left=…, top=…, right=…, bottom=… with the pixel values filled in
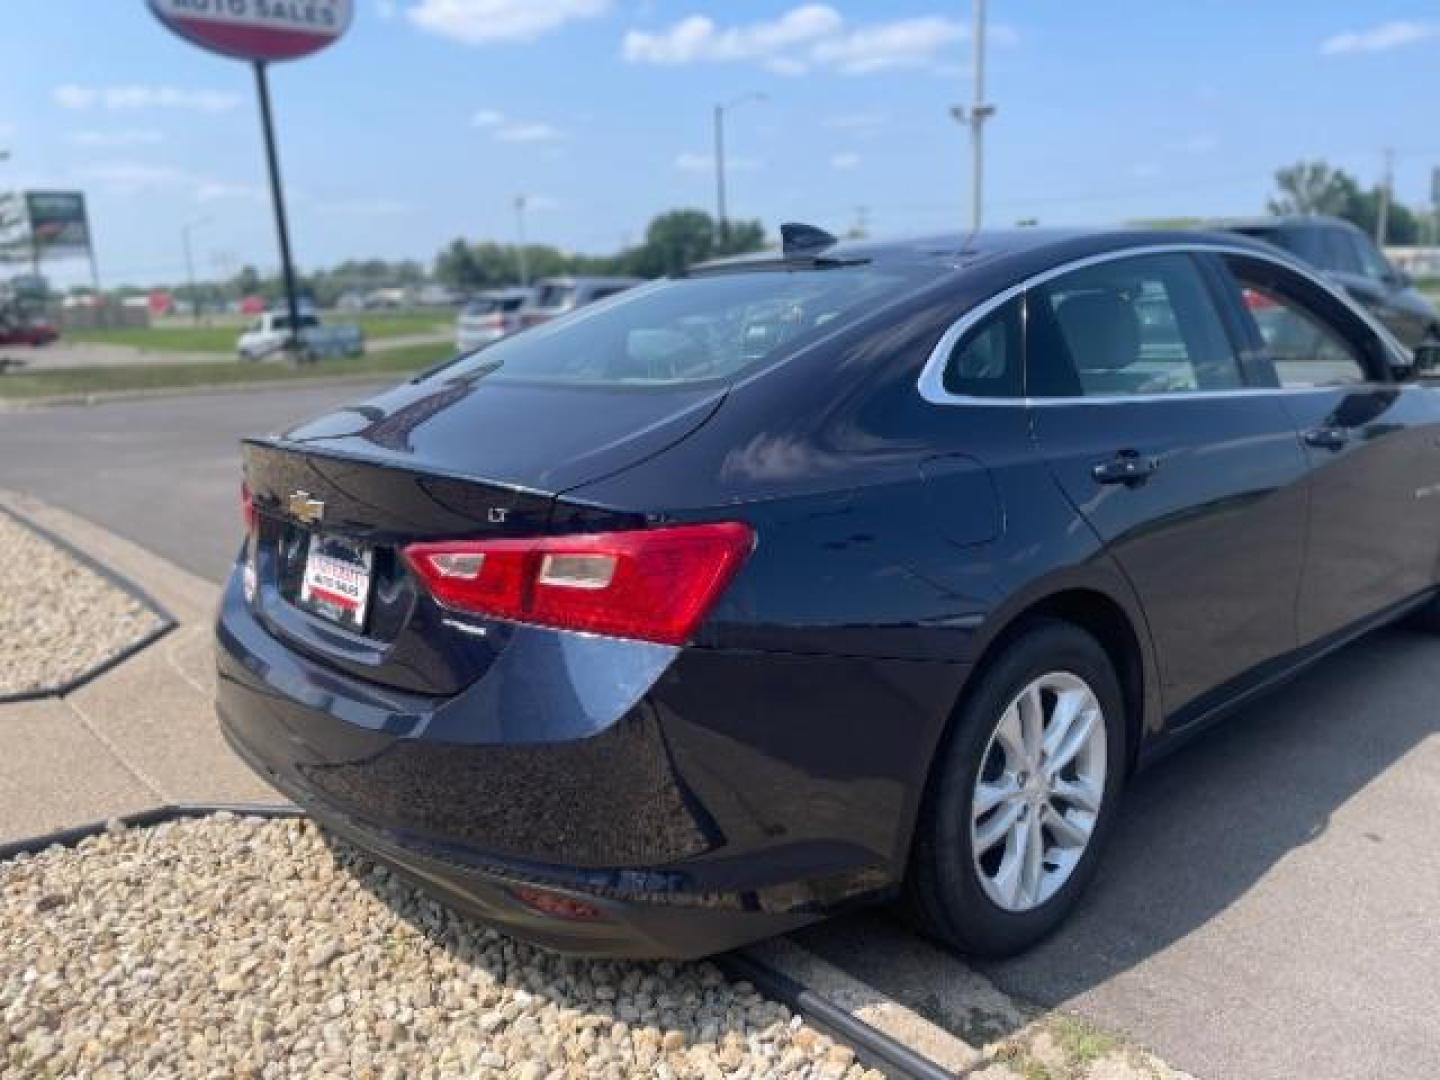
left=902, top=618, right=1127, bottom=957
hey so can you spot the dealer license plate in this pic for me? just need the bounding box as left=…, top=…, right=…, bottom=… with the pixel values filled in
left=299, top=534, right=374, bottom=631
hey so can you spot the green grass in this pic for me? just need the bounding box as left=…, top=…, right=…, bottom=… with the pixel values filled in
left=0, top=342, right=452, bottom=401
left=64, top=309, right=450, bottom=353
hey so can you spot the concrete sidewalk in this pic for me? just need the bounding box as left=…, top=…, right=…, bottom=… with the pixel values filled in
left=0, top=490, right=279, bottom=843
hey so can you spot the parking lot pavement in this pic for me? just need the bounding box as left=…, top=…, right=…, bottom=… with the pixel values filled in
left=799, top=624, right=1440, bottom=1080
left=0, top=380, right=391, bottom=583
left=3, top=386, right=1439, bottom=1079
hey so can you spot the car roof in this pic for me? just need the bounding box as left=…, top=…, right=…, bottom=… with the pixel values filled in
left=475, top=287, right=534, bottom=299
left=694, top=226, right=1282, bottom=278
left=1208, top=214, right=1359, bottom=234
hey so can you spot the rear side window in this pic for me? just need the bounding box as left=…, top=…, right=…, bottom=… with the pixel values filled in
left=1238, top=284, right=1367, bottom=387
left=943, top=298, right=1022, bottom=397
left=532, top=284, right=577, bottom=309
left=439, top=264, right=933, bottom=387
left=1321, top=229, right=1363, bottom=275
left=1027, top=253, right=1245, bottom=397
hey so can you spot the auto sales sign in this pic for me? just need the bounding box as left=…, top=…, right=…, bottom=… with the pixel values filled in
left=148, top=0, right=353, bottom=63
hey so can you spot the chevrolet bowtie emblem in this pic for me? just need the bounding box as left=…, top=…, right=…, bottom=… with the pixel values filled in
left=288, top=490, right=325, bottom=525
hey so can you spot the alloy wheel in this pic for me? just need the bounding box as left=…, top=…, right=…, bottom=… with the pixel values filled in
left=970, top=671, right=1108, bottom=913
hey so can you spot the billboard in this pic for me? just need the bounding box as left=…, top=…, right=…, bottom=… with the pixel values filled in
left=25, top=192, right=91, bottom=255
left=0, top=191, right=94, bottom=273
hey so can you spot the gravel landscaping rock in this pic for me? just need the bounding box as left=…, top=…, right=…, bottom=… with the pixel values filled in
left=0, top=513, right=165, bottom=698
left=0, top=815, right=885, bottom=1079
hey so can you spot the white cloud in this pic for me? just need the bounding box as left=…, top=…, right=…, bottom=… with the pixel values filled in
left=624, top=4, right=841, bottom=65
left=69, top=129, right=165, bottom=148
left=674, top=152, right=760, bottom=173
left=55, top=84, right=242, bottom=113
left=472, top=110, right=565, bottom=144
left=408, top=0, right=610, bottom=44
left=1321, top=20, right=1440, bottom=55
left=77, top=160, right=261, bottom=204
left=494, top=121, right=564, bottom=143
left=830, top=152, right=861, bottom=171
left=623, top=5, right=1009, bottom=76
left=812, top=16, right=968, bottom=74
left=196, top=180, right=265, bottom=203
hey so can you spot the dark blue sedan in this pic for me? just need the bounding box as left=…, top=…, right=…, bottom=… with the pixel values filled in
left=217, top=225, right=1440, bottom=958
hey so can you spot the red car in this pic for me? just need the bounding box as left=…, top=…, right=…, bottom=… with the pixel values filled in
left=0, top=321, right=58, bottom=347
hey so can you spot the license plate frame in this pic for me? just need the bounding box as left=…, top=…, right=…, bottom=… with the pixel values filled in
left=298, top=533, right=374, bottom=632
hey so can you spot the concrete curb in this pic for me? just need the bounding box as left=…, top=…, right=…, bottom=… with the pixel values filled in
left=0, top=501, right=176, bottom=704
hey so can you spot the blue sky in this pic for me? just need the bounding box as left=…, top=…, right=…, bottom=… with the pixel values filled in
left=2, top=1, right=1439, bottom=287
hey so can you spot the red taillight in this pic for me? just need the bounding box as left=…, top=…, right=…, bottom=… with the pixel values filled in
left=1242, top=287, right=1277, bottom=311
left=241, top=481, right=257, bottom=534
left=403, top=522, right=753, bottom=645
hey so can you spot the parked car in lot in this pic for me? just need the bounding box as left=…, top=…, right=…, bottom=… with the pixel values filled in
left=0, top=318, right=58, bottom=347
left=455, top=288, right=534, bottom=351
left=237, top=310, right=364, bottom=362
left=219, top=225, right=1440, bottom=959
left=519, top=275, right=643, bottom=328
left=1216, top=215, right=1440, bottom=364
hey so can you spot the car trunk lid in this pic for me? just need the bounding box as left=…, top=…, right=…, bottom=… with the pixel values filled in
left=241, top=374, right=726, bottom=694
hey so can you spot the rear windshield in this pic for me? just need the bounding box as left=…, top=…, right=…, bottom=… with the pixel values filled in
left=438, top=264, right=929, bottom=387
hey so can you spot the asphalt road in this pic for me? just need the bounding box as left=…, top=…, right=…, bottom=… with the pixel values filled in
left=2, top=384, right=1438, bottom=1079
left=0, top=381, right=392, bottom=582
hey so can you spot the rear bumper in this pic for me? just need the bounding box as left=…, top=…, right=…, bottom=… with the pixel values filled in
left=215, top=562, right=966, bottom=958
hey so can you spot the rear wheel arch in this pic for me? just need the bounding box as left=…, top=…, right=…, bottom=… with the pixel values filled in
left=958, top=587, right=1150, bottom=777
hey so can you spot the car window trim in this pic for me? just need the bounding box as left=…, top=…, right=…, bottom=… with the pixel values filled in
left=917, top=241, right=1404, bottom=406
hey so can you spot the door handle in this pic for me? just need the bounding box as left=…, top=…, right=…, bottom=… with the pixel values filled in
left=1092, top=450, right=1160, bottom=487
left=1302, top=426, right=1349, bottom=451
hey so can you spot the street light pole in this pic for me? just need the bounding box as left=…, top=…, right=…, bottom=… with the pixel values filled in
left=514, top=195, right=530, bottom=287
left=950, top=0, right=996, bottom=232
left=713, top=93, right=766, bottom=246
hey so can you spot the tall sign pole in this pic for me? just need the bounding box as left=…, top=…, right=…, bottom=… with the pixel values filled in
left=253, top=62, right=303, bottom=359
left=146, top=0, right=353, bottom=362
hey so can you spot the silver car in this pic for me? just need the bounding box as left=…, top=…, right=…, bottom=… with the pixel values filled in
left=455, top=288, right=535, bottom=352
left=519, top=276, right=643, bottom=329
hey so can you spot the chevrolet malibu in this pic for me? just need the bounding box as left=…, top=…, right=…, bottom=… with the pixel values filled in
left=218, top=226, right=1440, bottom=959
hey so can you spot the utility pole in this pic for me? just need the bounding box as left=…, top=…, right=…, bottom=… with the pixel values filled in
left=950, top=0, right=996, bottom=232
left=1377, top=147, right=1395, bottom=247
left=713, top=93, right=766, bottom=246
left=182, top=218, right=209, bottom=326
left=253, top=61, right=305, bottom=363
left=514, top=195, right=529, bottom=287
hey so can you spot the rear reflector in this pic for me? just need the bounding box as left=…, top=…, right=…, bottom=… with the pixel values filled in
left=510, top=886, right=605, bottom=922
left=403, top=522, right=753, bottom=645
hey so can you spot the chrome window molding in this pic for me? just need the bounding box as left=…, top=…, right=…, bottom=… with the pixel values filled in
left=916, top=241, right=1410, bottom=407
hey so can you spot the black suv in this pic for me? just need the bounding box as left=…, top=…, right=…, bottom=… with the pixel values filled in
left=1217, top=215, right=1440, bottom=363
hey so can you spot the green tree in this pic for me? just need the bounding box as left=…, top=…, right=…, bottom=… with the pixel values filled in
left=1268, top=161, right=1360, bottom=217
